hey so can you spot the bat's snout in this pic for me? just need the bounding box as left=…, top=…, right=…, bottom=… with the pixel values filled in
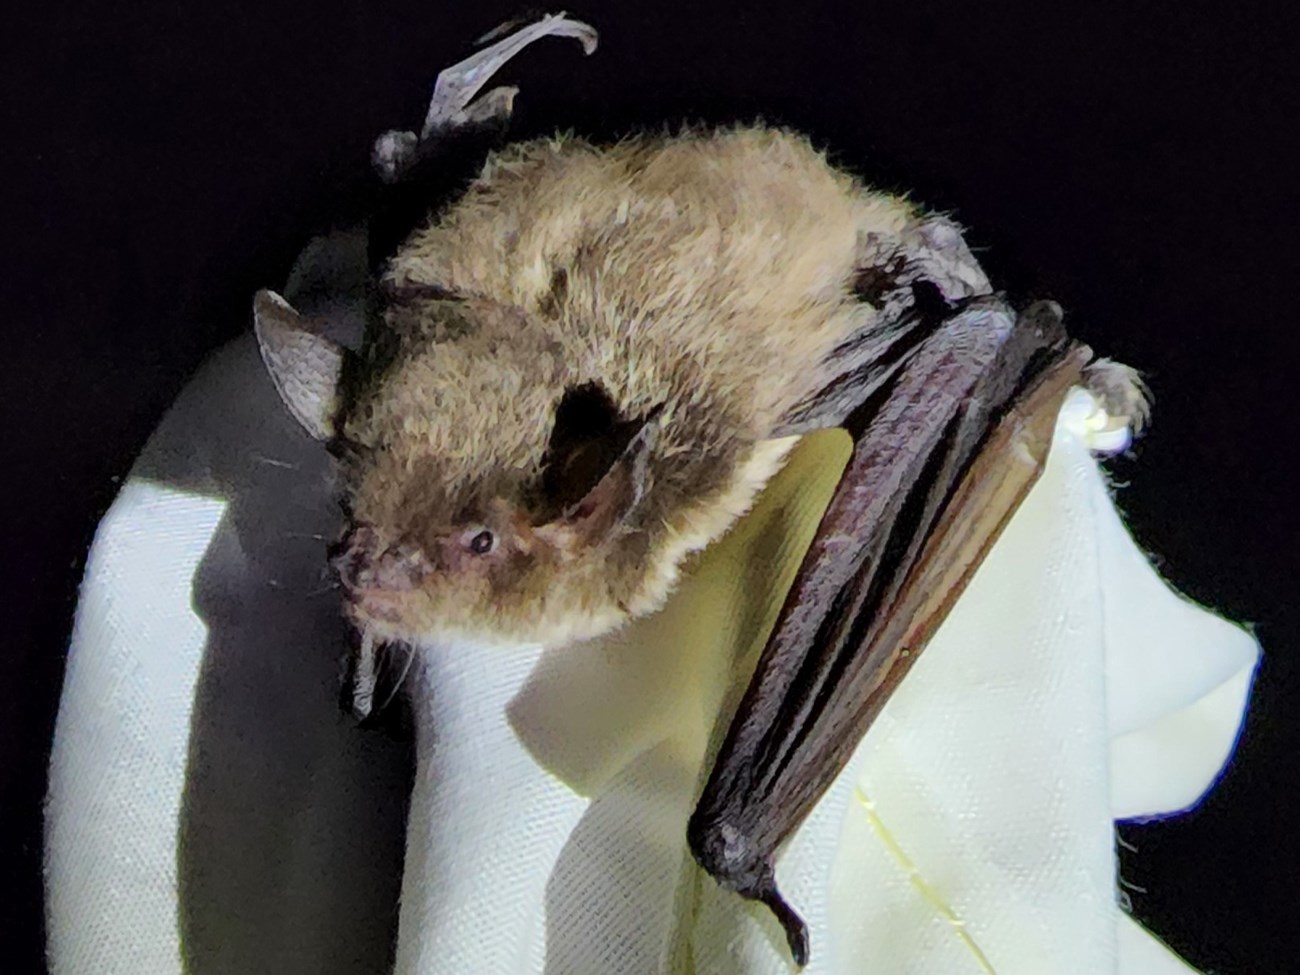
left=331, top=525, right=433, bottom=621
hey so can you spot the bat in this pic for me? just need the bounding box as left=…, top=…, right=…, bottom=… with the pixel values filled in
left=252, top=13, right=1147, bottom=966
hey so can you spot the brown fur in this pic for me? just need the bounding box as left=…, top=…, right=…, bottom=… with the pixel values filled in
left=340, top=127, right=926, bottom=649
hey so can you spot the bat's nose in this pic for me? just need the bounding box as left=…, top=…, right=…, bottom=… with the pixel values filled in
left=332, top=525, right=432, bottom=594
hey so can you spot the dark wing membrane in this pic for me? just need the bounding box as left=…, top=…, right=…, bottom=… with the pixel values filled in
left=688, top=296, right=1087, bottom=965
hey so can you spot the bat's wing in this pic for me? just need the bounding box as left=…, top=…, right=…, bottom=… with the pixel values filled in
left=688, top=291, right=1089, bottom=965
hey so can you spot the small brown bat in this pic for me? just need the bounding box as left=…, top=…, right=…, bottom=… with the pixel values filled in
left=253, top=13, right=1146, bottom=966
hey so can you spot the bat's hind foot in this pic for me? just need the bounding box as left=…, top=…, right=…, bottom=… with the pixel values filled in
left=1075, top=357, right=1151, bottom=453
left=373, top=12, right=597, bottom=182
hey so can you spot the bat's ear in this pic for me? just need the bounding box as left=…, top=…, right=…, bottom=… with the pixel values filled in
left=537, top=403, right=662, bottom=550
left=253, top=289, right=346, bottom=441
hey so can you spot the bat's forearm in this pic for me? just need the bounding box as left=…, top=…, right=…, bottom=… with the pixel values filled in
left=690, top=296, right=1081, bottom=965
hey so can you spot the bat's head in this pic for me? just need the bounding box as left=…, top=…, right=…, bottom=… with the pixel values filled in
left=254, top=290, right=666, bottom=650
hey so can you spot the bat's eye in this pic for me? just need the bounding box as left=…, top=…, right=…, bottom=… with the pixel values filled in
left=467, top=529, right=495, bottom=555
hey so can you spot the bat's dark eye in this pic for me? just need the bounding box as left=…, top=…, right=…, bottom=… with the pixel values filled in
left=468, top=529, right=495, bottom=555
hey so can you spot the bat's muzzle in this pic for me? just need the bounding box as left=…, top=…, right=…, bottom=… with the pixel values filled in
left=331, top=524, right=433, bottom=624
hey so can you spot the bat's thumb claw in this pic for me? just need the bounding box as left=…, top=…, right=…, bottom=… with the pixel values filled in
left=758, top=886, right=811, bottom=967
left=687, top=816, right=810, bottom=965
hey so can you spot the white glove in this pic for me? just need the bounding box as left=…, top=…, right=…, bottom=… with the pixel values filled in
left=46, top=328, right=1257, bottom=975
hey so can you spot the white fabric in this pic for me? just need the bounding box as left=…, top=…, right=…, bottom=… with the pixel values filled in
left=46, top=335, right=1259, bottom=975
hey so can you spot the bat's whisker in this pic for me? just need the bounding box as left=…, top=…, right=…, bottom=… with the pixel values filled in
left=251, top=453, right=299, bottom=470
left=377, top=642, right=417, bottom=714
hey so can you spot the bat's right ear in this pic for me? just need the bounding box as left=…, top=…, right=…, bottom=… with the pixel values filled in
left=536, top=406, right=662, bottom=551
left=253, top=289, right=345, bottom=441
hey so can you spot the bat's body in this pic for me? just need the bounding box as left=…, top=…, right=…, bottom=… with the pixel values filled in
left=346, top=128, right=975, bottom=649
left=254, top=14, right=1146, bottom=966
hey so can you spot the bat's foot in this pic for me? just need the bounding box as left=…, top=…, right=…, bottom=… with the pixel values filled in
left=1084, top=358, right=1151, bottom=433
left=1006, top=305, right=1147, bottom=452
left=1073, top=357, right=1151, bottom=454
left=373, top=12, right=597, bottom=182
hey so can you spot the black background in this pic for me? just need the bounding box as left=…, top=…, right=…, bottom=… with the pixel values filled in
left=3, top=1, right=1297, bottom=972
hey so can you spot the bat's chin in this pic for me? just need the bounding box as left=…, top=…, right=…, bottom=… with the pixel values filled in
left=341, top=591, right=513, bottom=651
left=342, top=587, right=418, bottom=635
